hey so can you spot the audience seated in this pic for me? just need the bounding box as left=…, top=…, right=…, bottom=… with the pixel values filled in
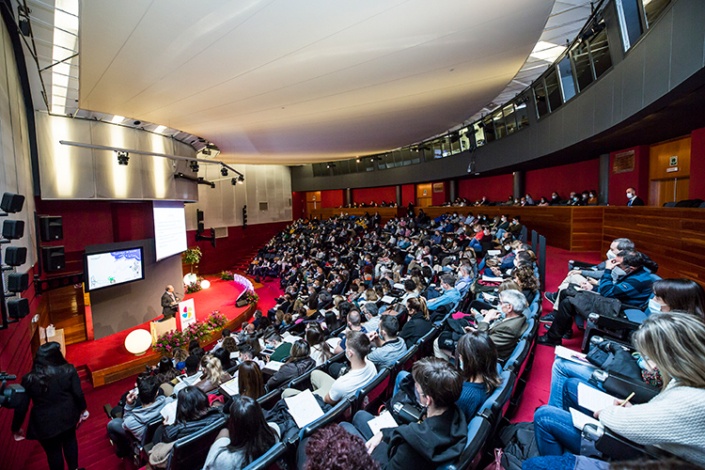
left=195, top=355, right=233, bottom=393
left=399, top=297, right=433, bottom=348
left=539, top=251, right=656, bottom=346
left=530, top=312, right=705, bottom=468
left=156, top=386, right=223, bottom=443
left=341, top=357, right=467, bottom=469
left=367, top=315, right=408, bottom=369
left=265, top=340, right=316, bottom=392
left=305, top=323, right=335, bottom=366
left=301, top=424, right=380, bottom=470
left=202, top=395, right=279, bottom=470
left=237, top=360, right=265, bottom=400
left=283, top=331, right=377, bottom=405
left=107, top=376, right=173, bottom=457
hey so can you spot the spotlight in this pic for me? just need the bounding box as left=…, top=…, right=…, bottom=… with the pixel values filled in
left=190, top=161, right=199, bottom=172
left=220, top=167, right=228, bottom=177
left=238, top=175, right=245, bottom=183
left=116, top=151, right=129, bottom=165
left=202, top=148, right=211, bottom=156
left=231, top=178, right=238, bottom=186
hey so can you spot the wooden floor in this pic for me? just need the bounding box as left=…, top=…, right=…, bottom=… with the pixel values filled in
left=46, top=284, right=87, bottom=345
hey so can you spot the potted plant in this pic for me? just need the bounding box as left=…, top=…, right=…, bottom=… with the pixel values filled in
left=182, top=247, right=202, bottom=274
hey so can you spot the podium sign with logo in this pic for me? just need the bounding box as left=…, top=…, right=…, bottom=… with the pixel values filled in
left=177, top=298, right=197, bottom=331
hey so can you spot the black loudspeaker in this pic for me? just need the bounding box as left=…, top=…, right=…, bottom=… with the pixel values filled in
left=4, top=246, right=27, bottom=266
left=7, top=298, right=29, bottom=319
left=7, top=272, right=29, bottom=292
left=42, top=246, right=65, bottom=272
left=197, top=209, right=204, bottom=222
left=39, top=216, right=63, bottom=242
left=2, top=220, right=24, bottom=240
left=0, top=193, right=25, bottom=213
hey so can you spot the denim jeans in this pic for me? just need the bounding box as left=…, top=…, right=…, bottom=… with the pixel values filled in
left=393, top=370, right=410, bottom=397
left=533, top=406, right=582, bottom=456
left=548, top=357, right=597, bottom=409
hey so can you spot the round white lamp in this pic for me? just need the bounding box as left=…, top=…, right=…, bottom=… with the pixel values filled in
left=125, top=329, right=153, bottom=356
left=200, top=279, right=211, bottom=289
left=183, top=273, right=198, bottom=285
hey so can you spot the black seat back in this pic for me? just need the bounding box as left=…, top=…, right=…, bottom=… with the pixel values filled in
left=166, top=416, right=226, bottom=470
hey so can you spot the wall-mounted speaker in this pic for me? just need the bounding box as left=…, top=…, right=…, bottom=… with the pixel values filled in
left=7, top=272, right=29, bottom=292
left=4, top=246, right=27, bottom=266
left=42, top=246, right=65, bottom=272
left=7, top=298, right=29, bottom=319
left=2, top=220, right=24, bottom=240
left=39, top=216, right=63, bottom=242
left=1, top=193, right=25, bottom=213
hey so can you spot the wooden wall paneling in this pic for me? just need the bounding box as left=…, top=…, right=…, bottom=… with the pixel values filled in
left=570, top=207, right=604, bottom=251
left=602, top=208, right=705, bottom=286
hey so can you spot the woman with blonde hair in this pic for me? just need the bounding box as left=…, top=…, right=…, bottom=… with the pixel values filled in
left=195, top=355, right=233, bottom=393
left=533, top=312, right=705, bottom=467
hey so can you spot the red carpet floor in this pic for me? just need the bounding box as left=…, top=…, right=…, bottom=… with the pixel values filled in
left=512, top=247, right=603, bottom=423
left=22, top=250, right=600, bottom=469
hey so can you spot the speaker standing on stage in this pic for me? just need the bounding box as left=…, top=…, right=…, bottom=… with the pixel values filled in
left=161, top=285, right=179, bottom=320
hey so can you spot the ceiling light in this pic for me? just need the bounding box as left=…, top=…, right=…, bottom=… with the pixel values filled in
left=111, top=115, right=124, bottom=124
left=154, top=125, right=166, bottom=134
left=116, top=151, right=129, bottom=165
left=530, top=41, right=566, bottom=63
left=231, top=177, right=238, bottom=186
left=190, top=161, right=199, bottom=172
left=220, top=167, right=228, bottom=177
left=238, top=175, right=245, bottom=183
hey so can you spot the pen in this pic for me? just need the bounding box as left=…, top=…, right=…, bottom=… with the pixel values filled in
left=570, top=354, right=590, bottom=364
left=620, top=392, right=635, bottom=407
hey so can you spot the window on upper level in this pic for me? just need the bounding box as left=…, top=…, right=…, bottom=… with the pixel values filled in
left=616, top=0, right=644, bottom=51
left=643, top=0, right=671, bottom=28
left=533, top=79, right=549, bottom=118
left=558, top=56, right=577, bottom=102
left=545, top=68, right=562, bottom=112
left=590, top=28, right=612, bottom=79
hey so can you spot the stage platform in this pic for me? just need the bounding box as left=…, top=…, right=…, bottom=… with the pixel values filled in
left=66, top=276, right=262, bottom=388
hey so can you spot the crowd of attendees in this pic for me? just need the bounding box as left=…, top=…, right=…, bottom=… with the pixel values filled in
left=101, top=208, right=705, bottom=469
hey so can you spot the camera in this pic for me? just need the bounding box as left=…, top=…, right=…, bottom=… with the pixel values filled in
left=0, top=372, right=26, bottom=409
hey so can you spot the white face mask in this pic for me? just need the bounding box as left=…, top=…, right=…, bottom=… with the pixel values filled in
left=504, top=244, right=511, bottom=251
left=626, top=192, right=634, bottom=199
left=606, top=250, right=617, bottom=260
left=648, top=298, right=664, bottom=315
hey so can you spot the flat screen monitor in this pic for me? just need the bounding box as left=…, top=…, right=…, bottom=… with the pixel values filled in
left=85, top=247, right=145, bottom=291
left=153, top=201, right=187, bottom=261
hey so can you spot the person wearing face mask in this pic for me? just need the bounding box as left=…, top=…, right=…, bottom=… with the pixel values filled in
left=545, top=278, right=704, bottom=410
left=544, top=238, right=635, bottom=312
left=626, top=187, right=645, bottom=206
left=539, top=251, right=656, bottom=346
left=436, top=289, right=527, bottom=362
left=426, top=275, right=461, bottom=314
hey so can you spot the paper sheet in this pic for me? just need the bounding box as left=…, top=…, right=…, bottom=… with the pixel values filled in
left=577, top=382, right=617, bottom=412
left=367, top=410, right=399, bottom=435
left=554, top=346, right=595, bottom=367
left=285, top=389, right=325, bottom=428
left=160, top=400, right=178, bottom=425
left=481, top=275, right=503, bottom=283
left=569, top=407, right=602, bottom=431
left=487, top=250, right=502, bottom=256
left=381, top=295, right=395, bottom=304
left=219, top=377, right=239, bottom=397
left=264, top=361, right=284, bottom=372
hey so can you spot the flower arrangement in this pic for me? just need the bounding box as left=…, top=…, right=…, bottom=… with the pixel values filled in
left=243, top=290, right=259, bottom=304
left=153, top=310, right=228, bottom=356
left=220, top=270, right=235, bottom=280
left=185, top=276, right=204, bottom=293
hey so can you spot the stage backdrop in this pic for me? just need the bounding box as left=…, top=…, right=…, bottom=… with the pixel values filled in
left=88, top=238, right=183, bottom=339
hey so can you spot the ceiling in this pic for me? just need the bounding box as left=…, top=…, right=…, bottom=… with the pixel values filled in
left=18, top=0, right=597, bottom=165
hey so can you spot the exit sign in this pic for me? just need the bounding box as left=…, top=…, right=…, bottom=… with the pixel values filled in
left=669, top=156, right=678, bottom=166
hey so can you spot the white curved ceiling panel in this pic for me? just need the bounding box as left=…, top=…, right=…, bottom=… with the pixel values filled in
left=79, top=0, right=555, bottom=163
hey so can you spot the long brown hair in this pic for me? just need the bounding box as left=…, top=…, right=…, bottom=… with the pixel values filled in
left=238, top=360, right=265, bottom=400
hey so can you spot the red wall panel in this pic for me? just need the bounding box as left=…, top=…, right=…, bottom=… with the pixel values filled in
left=320, top=189, right=344, bottom=208
left=458, top=174, right=514, bottom=203
left=608, top=146, right=650, bottom=206
left=352, top=186, right=396, bottom=205
left=401, top=184, right=415, bottom=206
left=291, top=191, right=306, bottom=220
left=690, top=127, right=705, bottom=200
left=525, top=159, right=600, bottom=202
left=187, top=221, right=290, bottom=275
left=431, top=182, right=448, bottom=206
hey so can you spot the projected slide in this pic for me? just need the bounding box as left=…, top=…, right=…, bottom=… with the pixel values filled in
left=87, top=248, right=144, bottom=290
left=153, top=201, right=187, bottom=261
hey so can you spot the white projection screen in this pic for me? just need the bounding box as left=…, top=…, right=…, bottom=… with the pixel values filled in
left=153, top=201, right=187, bottom=261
